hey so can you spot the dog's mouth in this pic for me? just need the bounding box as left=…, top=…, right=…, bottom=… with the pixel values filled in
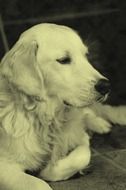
left=63, top=100, right=72, bottom=107
left=63, top=100, right=93, bottom=108
left=63, top=93, right=109, bottom=108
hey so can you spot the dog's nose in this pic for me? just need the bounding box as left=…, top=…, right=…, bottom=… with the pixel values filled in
left=95, top=79, right=110, bottom=95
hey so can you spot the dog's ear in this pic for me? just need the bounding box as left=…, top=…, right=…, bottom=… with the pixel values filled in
left=0, top=39, right=45, bottom=101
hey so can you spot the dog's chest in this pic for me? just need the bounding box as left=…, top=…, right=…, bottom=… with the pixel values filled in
left=0, top=127, right=50, bottom=171
left=15, top=128, right=53, bottom=170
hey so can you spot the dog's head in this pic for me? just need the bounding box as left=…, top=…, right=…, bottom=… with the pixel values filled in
left=0, top=23, right=110, bottom=108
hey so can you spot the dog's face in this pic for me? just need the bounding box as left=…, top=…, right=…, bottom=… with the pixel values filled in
left=1, top=23, right=110, bottom=108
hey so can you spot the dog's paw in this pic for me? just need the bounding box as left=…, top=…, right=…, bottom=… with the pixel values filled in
left=92, top=117, right=112, bottom=134
left=83, top=109, right=112, bottom=134
left=40, top=164, right=70, bottom=182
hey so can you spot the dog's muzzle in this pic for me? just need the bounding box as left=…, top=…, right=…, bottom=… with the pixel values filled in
left=95, top=79, right=111, bottom=96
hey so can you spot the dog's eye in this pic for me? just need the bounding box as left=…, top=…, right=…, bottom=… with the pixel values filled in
left=56, top=56, right=71, bottom=64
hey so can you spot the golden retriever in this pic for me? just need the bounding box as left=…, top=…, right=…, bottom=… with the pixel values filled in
left=0, top=23, right=126, bottom=190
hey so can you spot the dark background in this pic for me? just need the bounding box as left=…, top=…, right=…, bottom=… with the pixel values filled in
left=0, top=0, right=126, bottom=105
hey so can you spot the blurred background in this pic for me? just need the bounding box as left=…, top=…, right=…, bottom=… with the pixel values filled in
left=0, top=0, right=125, bottom=105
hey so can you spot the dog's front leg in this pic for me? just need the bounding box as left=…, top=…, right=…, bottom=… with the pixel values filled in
left=0, top=161, right=52, bottom=190
left=40, top=143, right=91, bottom=181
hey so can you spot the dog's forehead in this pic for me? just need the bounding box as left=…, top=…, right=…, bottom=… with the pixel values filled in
left=23, top=23, right=79, bottom=39
left=21, top=23, right=88, bottom=52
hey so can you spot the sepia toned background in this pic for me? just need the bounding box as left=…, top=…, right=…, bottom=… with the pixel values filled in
left=0, top=1, right=126, bottom=189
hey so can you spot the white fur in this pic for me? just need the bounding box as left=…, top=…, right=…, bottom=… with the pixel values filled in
left=0, top=23, right=125, bottom=190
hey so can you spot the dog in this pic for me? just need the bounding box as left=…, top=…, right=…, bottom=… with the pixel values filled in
left=0, top=23, right=126, bottom=190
